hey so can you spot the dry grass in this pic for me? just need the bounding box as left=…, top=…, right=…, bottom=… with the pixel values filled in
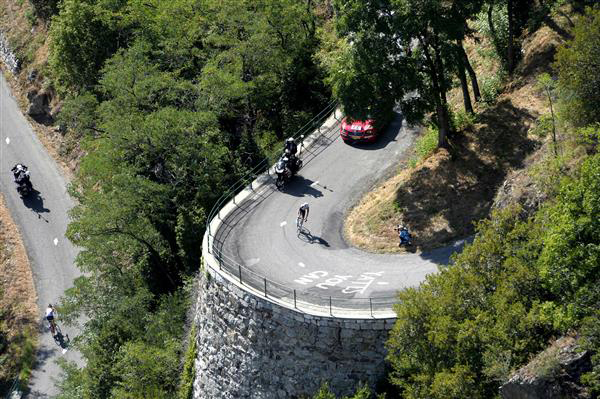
left=0, top=195, right=38, bottom=393
left=345, top=11, right=571, bottom=253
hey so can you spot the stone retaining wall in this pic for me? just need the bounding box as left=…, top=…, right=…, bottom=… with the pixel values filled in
left=192, top=265, right=395, bottom=398
left=0, top=32, right=19, bottom=73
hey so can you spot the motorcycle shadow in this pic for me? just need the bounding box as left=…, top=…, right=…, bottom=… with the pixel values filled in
left=278, top=175, right=323, bottom=198
left=22, top=188, right=51, bottom=216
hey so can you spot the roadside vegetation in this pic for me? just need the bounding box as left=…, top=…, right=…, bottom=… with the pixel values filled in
left=0, top=1, right=336, bottom=398
left=341, top=1, right=576, bottom=252
left=0, top=196, right=38, bottom=396
left=318, top=1, right=600, bottom=398
left=1, top=0, right=599, bottom=398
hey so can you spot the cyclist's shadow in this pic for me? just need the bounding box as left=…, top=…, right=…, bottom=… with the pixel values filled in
left=51, top=325, right=71, bottom=350
left=297, top=228, right=330, bottom=247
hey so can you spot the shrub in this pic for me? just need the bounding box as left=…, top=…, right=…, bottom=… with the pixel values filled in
left=452, top=110, right=476, bottom=132
left=414, top=125, right=438, bottom=161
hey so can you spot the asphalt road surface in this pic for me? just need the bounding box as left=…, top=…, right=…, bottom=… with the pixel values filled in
left=214, top=112, right=468, bottom=314
left=0, top=73, right=81, bottom=398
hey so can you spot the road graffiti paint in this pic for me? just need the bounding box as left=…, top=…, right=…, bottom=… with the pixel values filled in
left=341, top=271, right=385, bottom=294
left=294, top=270, right=327, bottom=285
left=298, top=262, right=305, bottom=268
left=315, top=275, right=353, bottom=290
left=280, top=221, right=287, bottom=227
left=5, top=137, right=9, bottom=145
left=53, top=238, right=58, bottom=246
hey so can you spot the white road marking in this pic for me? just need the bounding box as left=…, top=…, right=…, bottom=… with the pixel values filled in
left=377, top=282, right=389, bottom=285
left=310, top=181, right=319, bottom=186
left=53, top=238, right=58, bottom=246
left=5, top=137, right=9, bottom=145
left=298, top=262, right=305, bottom=268
left=280, top=221, right=287, bottom=227
left=246, top=258, right=260, bottom=266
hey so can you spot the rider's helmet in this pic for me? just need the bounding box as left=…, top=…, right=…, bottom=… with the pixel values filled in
left=301, top=202, right=309, bottom=209
left=286, top=137, right=295, bottom=143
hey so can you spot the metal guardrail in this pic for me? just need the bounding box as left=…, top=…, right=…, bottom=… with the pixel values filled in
left=5, top=376, right=21, bottom=399
left=204, top=101, right=398, bottom=317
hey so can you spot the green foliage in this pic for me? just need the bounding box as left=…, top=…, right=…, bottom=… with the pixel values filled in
left=413, top=126, right=439, bottom=164
left=575, top=124, right=600, bottom=152
left=49, top=0, right=123, bottom=92
left=29, top=0, right=60, bottom=19
left=480, top=71, right=505, bottom=104
left=321, top=0, right=487, bottom=147
left=555, top=9, right=600, bottom=127
left=387, top=205, right=551, bottom=398
left=580, top=311, right=600, bottom=395
left=387, top=150, right=600, bottom=396
left=312, top=383, right=376, bottom=399
left=452, top=110, right=476, bottom=132
left=474, top=3, right=509, bottom=63
left=51, top=1, right=332, bottom=398
left=178, top=326, right=197, bottom=399
left=111, top=341, right=180, bottom=398
left=24, top=8, right=36, bottom=26
left=536, top=154, right=600, bottom=322
left=0, top=290, right=37, bottom=396
left=530, top=114, right=554, bottom=138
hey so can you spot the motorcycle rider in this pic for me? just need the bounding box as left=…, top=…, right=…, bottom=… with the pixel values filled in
left=284, top=137, right=298, bottom=156
left=11, top=164, right=30, bottom=185
left=284, top=137, right=301, bottom=172
left=395, top=224, right=412, bottom=247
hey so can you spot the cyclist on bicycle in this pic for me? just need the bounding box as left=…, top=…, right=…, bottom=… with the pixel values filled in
left=298, top=202, right=309, bottom=224
left=46, top=304, right=57, bottom=334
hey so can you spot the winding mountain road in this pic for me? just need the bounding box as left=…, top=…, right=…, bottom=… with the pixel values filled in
left=0, top=73, right=81, bottom=398
left=213, top=111, right=468, bottom=316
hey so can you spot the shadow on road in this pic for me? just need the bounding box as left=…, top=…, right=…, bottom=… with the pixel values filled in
left=299, top=228, right=330, bottom=247
left=282, top=176, right=323, bottom=198
left=418, top=236, right=473, bottom=266
left=23, top=189, right=50, bottom=220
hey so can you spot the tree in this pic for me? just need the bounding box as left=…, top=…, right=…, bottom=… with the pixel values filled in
left=536, top=73, right=559, bottom=156
left=324, top=0, right=484, bottom=148
left=386, top=206, right=551, bottom=398
left=555, top=9, right=600, bottom=127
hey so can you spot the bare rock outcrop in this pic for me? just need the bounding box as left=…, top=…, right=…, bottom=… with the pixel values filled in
left=500, top=336, right=592, bottom=399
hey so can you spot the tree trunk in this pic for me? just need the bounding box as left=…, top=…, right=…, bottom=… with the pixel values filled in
left=461, top=45, right=481, bottom=101
left=507, top=0, right=516, bottom=74
left=457, top=41, right=474, bottom=113
left=436, top=104, right=450, bottom=148
left=547, top=88, right=558, bottom=156
left=419, top=34, right=450, bottom=148
left=487, top=1, right=496, bottom=41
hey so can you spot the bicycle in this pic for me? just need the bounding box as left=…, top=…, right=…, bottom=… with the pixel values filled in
left=296, top=215, right=305, bottom=234
left=48, top=318, right=58, bottom=337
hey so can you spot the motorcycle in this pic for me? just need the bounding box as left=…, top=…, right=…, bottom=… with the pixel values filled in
left=275, top=156, right=293, bottom=189
left=275, top=136, right=304, bottom=189
left=11, top=164, right=33, bottom=197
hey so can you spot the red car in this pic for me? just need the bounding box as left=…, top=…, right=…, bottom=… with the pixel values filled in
left=340, top=117, right=378, bottom=143
left=340, top=117, right=390, bottom=143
